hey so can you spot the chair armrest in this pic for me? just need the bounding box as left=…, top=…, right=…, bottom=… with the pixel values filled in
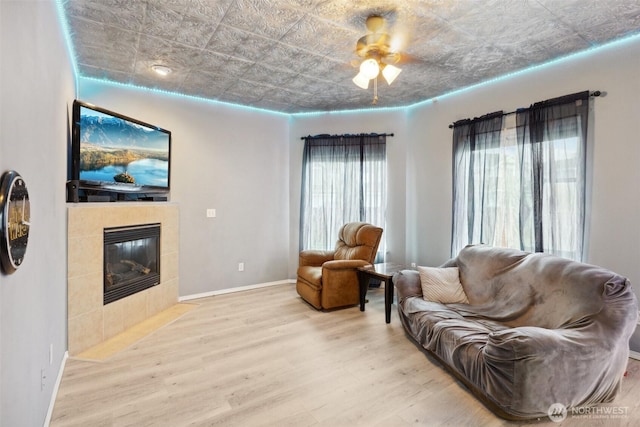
left=319, top=259, right=369, bottom=309
left=322, top=259, right=369, bottom=270
left=299, top=250, right=335, bottom=267
left=393, top=270, right=423, bottom=302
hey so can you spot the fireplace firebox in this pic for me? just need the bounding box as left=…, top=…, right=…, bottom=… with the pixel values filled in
left=104, top=223, right=160, bottom=305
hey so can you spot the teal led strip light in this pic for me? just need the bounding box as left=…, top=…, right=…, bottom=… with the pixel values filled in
left=80, top=77, right=290, bottom=117
left=55, top=0, right=79, bottom=92
left=409, top=31, right=640, bottom=109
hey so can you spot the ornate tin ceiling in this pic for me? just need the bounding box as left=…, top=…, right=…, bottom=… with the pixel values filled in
left=62, top=0, right=640, bottom=113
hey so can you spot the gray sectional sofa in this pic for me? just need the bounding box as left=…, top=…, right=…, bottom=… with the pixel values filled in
left=394, top=244, right=638, bottom=420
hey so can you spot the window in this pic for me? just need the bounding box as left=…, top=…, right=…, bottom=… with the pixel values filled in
left=452, top=91, right=590, bottom=261
left=300, top=134, right=386, bottom=259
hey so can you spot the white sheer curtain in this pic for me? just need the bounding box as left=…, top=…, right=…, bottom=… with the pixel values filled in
left=300, top=134, right=386, bottom=259
left=452, top=91, right=590, bottom=261
left=451, top=112, right=504, bottom=255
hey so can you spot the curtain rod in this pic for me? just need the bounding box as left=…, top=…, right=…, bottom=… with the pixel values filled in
left=300, top=132, right=394, bottom=140
left=448, top=90, right=603, bottom=129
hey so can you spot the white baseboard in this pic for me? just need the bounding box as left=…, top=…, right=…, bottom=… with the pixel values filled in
left=179, top=279, right=295, bottom=302
left=44, top=350, right=68, bottom=427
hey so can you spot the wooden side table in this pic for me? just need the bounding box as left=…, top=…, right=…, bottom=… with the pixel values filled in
left=357, top=263, right=407, bottom=324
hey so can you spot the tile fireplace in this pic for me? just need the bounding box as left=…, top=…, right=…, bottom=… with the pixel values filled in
left=67, top=204, right=178, bottom=355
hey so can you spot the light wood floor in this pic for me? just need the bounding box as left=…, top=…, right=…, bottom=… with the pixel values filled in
left=51, top=284, right=640, bottom=426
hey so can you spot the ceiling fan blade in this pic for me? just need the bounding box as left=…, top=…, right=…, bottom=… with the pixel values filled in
left=395, top=52, right=423, bottom=65
left=389, top=31, right=408, bottom=53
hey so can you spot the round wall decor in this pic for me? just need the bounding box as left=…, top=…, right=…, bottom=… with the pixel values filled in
left=0, top=171, right=30, bottom=274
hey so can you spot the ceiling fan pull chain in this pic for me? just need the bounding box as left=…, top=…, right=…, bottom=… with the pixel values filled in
left=373, top=77, right=379, bottom=105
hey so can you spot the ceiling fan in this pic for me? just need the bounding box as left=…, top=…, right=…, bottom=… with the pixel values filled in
left=352, top=14, right=404, bottom=104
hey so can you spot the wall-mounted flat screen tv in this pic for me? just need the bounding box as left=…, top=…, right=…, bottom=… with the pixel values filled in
left=71, top=100, right=171, bottom=194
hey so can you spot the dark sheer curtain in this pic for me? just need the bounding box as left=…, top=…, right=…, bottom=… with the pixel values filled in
left=451, top=112, right=504, bottom=256
left=516, top=91, right=590, bottom=259
left=451, top=91, right=590, bottom=261
left=300, top=134, right=386, bottom=257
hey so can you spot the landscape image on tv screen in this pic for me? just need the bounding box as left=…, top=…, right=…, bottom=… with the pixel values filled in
left=78, top=105, right=170, bottom=189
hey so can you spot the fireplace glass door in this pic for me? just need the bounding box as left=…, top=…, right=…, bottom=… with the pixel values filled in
left=104, top=223, right=160, bottom=304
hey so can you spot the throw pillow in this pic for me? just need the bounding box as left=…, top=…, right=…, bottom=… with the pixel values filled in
left=418, top=266, right=469, bottom=304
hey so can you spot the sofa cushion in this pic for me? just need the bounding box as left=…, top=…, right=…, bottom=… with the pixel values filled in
left=418, top=266, right=469, bottom=304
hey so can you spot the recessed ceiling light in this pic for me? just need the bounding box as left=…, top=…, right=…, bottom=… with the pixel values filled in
left=151, top=65, right=172, bottom=76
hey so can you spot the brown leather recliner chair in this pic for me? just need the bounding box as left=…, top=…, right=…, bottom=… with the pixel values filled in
left=296, top=222, right=383, bottom=310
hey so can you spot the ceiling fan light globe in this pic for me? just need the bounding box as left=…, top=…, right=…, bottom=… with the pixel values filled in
left=382, top=64, right=402, bottom=85
left=352, top=72, right=370, bottom=89
left=360, top=58, right=380, bottom=80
